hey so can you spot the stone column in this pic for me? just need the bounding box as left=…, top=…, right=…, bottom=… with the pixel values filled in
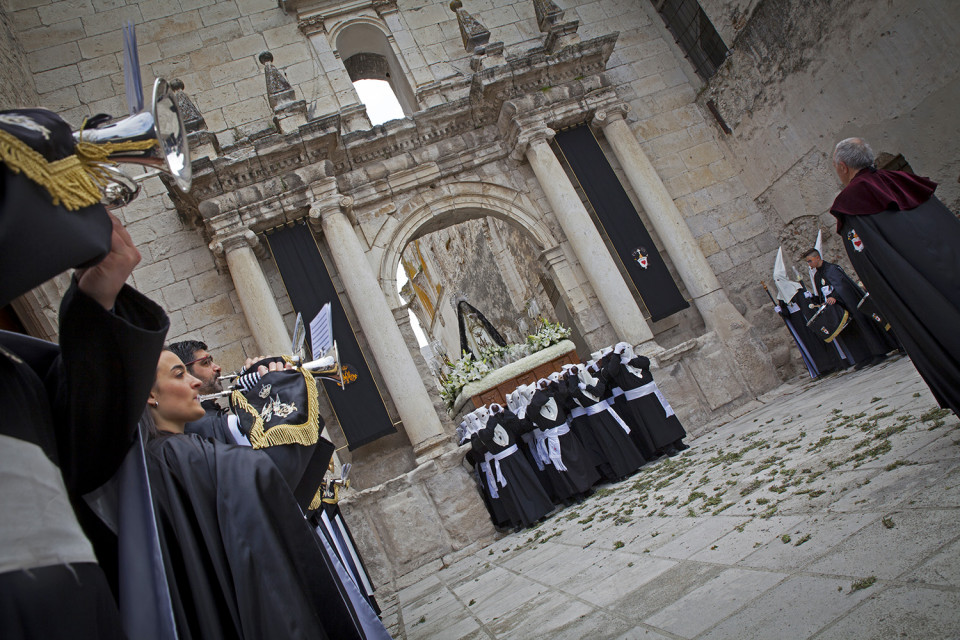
left=593, top=105, right=777, bottom=390
left=311, top=195, right=449, bottom=462
left=515, top=125, right=657, bottom=348
left=214, top=230, right=291, bottom=356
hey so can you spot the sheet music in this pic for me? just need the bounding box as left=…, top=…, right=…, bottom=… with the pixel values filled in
left=310, top=303, right=332, bottom=361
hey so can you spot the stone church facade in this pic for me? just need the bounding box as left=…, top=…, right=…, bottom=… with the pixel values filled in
left=2, top=0, right=957, bottom=586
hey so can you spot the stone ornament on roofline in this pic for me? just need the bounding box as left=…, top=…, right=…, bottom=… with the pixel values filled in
left=449, top=0, right=490, bottom=52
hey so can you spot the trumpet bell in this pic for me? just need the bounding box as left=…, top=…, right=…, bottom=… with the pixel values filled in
left=76, top=77, right=191, bottom=194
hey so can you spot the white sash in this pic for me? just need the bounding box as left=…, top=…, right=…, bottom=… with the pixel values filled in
left=484, top=445, right=519, bottom=493
left=624, top=381, right=676, bottom=418
left=536, top=423, right=570, bottom=471
left=521, top=431, right=544, bottom=471
left=479, top=461, right=498, bottom=498
left=585, top=399, right=631, bottom=434
left=569, top=406, right=586, bottom=419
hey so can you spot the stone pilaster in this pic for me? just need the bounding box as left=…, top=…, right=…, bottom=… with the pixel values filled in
left=513, top=123, right=658, bottom=350
left=211, top=229, right=291, bottom=356
left=310, top=191, right=450, bottom=462
left=593, top=104, right=778, bottom=392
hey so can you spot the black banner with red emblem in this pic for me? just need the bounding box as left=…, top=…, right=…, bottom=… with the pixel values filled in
left=553, top=125, right=689, bottom=322
left=265, top=221, right=396, bottom=450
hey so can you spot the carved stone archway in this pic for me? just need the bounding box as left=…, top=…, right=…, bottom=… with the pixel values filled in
left=376, top=182, right=558, bottom=310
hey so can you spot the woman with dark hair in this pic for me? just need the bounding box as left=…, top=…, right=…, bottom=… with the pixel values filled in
left=131, top=350, right=389, bottom=640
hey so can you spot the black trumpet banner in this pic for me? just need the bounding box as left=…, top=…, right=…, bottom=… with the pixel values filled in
left=266, top=221, right=396, bottom=449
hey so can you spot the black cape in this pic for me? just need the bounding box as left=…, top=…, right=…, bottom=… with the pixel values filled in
left=143, top=432, right=366, bottom=640
left=812, top=262, right=895, bottom=365
left=0, top=283, right=168, bottom=639
left=776, top=290, right=845, bottom=377
left=834, top=195, right=960, bottom=415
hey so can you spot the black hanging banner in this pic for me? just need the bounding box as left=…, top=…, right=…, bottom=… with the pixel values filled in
left=553, top=125, right=689, bottom=322
left=265, top=221, right=396, bottom=449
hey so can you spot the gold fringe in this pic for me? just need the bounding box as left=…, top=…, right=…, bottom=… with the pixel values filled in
left=0, top=129, right=102, bottom=210
left=308, top=485, right=326, bottom=511
left=74, top=138, right=159, bottom=186
left=233, top=366, right=321, bottom=450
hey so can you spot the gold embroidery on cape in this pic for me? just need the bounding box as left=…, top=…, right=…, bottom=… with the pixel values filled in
left=231, top=365, right=320, bottom=449
left=0, top=129, right=101, bottom=210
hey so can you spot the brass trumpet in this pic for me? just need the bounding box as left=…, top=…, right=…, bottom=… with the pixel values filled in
left=198, top=343, right=345, bottom=402
left=76, top=78, right=191, bottom=209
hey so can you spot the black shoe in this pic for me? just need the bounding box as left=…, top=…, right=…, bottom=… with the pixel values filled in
left=664, top=447, right=680, bottom=457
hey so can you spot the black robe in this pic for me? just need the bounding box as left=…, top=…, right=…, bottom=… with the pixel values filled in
left=812, top=261, right=895, bottom=366
left=143, top=431, right=367, bottom=640
left=0, top=283, right=168, bottom=640
left=833, top=187, right=960, bottom=415
left=524, top=388, right=599, bottom=500
left=563, top=375, right=645, bottom=481
left=184, top=400, right=235, bottom=443
left=467, top=433, right=512, bottom=528
left=476, top=418, right=553, bottom=528
left=776, top=289, right=845, bottom=377
left=606, top=356, right=686, bottom=453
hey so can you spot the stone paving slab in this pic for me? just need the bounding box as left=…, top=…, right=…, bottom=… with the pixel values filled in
left=388, top=357, right=960, bottom=639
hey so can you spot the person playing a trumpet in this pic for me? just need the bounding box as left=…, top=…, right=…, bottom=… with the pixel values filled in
left=137, top=350, right=389, bottom=639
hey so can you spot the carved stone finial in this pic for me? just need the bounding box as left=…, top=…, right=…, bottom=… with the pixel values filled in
left=532, top=0, right=564, bottom=32
left=170, top=78, right=206, bottom=133
left=531, top=0, right=580, bottom=52
left=259, top=50, right=297, bottom=112
left=450, top=0, right=491, bottom=53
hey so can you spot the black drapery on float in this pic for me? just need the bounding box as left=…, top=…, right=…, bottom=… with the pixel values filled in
left=265, top=221, right=396, bottom=449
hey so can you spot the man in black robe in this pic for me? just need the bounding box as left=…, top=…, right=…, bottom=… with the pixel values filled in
left=168, top=339, right=238, bottom=443
left=775, top=288, right=846, bottom=377
left=0, top=109, right=168, bottom=639
left=828, top=137, right=960, bottom=415
left=802, top=248, right=894, bottom=369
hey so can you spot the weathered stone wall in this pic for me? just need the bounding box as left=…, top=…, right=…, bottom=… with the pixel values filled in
left=0, top=3, right=38, bottom=109
left=339, top=447, right=499, bottom=590
left=5, top=0, right=796, bottom=376
left=696, top=0, right=960, bottom=376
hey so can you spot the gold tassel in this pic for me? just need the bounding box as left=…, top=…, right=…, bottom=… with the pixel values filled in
left=0, top=129, right=102, bottom=210
left=308, top=486, right=325, bottom=511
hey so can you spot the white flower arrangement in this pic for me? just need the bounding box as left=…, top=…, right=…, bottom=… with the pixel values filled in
left=438, top=318, right=572, bottom=410
left=526, top=318, right=572, bottom=351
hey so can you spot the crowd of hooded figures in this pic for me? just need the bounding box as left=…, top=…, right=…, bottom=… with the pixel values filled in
left=458, top=342, right=689, bottom=531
